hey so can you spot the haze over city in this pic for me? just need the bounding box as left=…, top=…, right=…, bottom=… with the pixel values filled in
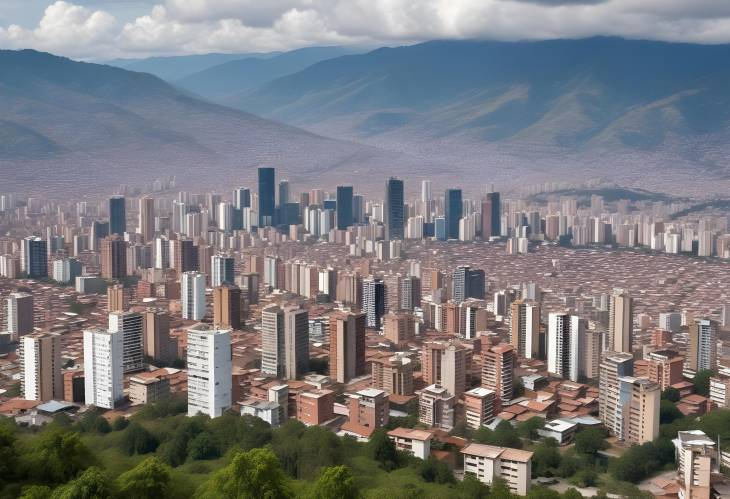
left=1, top=2, right=730, bottom=499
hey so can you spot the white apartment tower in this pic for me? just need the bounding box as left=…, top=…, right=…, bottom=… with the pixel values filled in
left=182, top=271, right=206, bottom=320
left=547, top=313, right=584, bottom=382
left=83, top=328, right=124, bottom=409
left=186, top=324, right=232, bottom=417
left=20, top=332, right=63, bottom=402
left=108, top=311, right=144, bottom=373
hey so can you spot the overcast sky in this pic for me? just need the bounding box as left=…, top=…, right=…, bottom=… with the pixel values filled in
left=2, top=0, right=730, bottom=60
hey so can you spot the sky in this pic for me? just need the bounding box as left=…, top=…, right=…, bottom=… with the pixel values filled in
left=2, top=0, right=730, bottom=60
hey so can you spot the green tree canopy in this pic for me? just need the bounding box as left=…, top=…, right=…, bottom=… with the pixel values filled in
left=692, top=370, right=715, bottom=397
left=517, top=417, right=545, bottom=441
left=51, top=466, right=114, bottom=499
left=121, top=422, right=158, bottom=455
left=117, top=456, right=172, bottom=499
left=660, top=399, right=684, bottom=425
left=23, top=429, right=93, bottom=484
left=366, top=429, right=400, bottom=471
left=308, top=465, right=358, bottom=499
left=574, top=428, right=609, bottom=456
left=661, top=387, right=680, bottom=402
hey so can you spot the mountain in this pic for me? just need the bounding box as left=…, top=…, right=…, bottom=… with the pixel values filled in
left=104, top=52, right=280, bottom=81
left=0, top=49, right=415, bottom=195
left=233, top=38, right=730, bottom=162
left=176, top=46, right=360, bottom=101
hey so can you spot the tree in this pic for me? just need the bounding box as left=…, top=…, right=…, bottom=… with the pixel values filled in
left=51, top=466, right=115, bottom=499
left=692, top=370, right=715, bottom=397
left=660, top=399, right=684, bottom=424
left=117, top=456, right=172, bottom=499
left=482, top=421, right=522, bottom=449
left=419, top=456, right=455, bottom=484
left=562, top=489, right=583, bottom=499
left=111, top=416, right=129, bottom=431
left=121, top=422, right=158, bottom=455
left=308, top=466, right=358, bottom=499
left=526, top=487, right=562, bottom=498
left=574, top=428, right=608, bottom=456
left=517, top=417, right=545, bottom=441
left=366, top=429, right=400, bottom=471
left=532, top=439, right=561, bottom=477
left=19, top=486, right=52, bottom=499
left=23, top=429, right=93, bottom=484
left=195, top=448, right=291, bottom=499
left=662, top=387, right=680, bottom=402
left=188, top=432, right=220, bottom=460
left=0, top=423, right=17, bottom=486
left=457, top=474, right=490, bottom=498
left=77, top=409, right=111, bottom=434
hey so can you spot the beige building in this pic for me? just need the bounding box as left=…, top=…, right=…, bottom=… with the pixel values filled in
left=608, top=290, right=633, bottom=353
left=422, top=340, right=467, bottom=398
left=329, top=311, right=366, bottom=383
left=143, top=308, right=176, bottom=364
left=709, top=375, right=730, bottom=408
left=383, top=311, right=415, bottom=345
left=371, top=354, right=414, bottom=396
left=20, top=332, right=63, bottom=402
left=673, top=430, right=717, bottom=499
left=599, top=351, right=634, bottom=439
left=463, top=387, right=495, bottom=430
left=129, top=374, right=171, bottom=405
left=418, top=384, right=455, bottom=430
left=509, top=299, right=540, bottom=359
left=481, top=343, right=515, bottom=408
left=461, top=443, right=533, bottom=496
left=620, top=376, right=660, bottom=445
left=388, top=427, right=432, bottom=460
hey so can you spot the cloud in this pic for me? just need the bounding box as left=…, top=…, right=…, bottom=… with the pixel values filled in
left=2, top=0, right=730, bottom=59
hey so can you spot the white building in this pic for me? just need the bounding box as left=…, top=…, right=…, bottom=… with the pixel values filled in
left=108, top=311, right=144, bottom=373
left=181, top=271, right=206, bottom=320
left=547, top=313, right=584, bottom=382
left=461, top=443, right=533, bottom=496
left=211, top=254, right=235, bottom=287
left=20, top=332, right=63, bottom=402
left=83, top=328, right=124, bottom=409
left=388, top=427, right=432, bottom=460
left=239, top=399, right=282, bottom=426
left=186, top=324, right=232, bottom=417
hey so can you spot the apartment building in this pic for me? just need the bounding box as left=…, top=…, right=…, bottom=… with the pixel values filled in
left=461, top=443, right=533, bottom=496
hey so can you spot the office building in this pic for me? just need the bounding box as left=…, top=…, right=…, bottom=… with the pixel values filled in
left=20, top=332, right=63, bottom=402
left=385, top=177, right=404, bottom=240
left=181, top=272, right=206, bottom=320
left=336, top=185, right=353, bottom=230
left=6, top=292, right=34, bottom=342
left=109, top=196, right=126, bottom=235
left=462, top=443, right=532, bottom=496
left=452, top=265, right=486, bottom=303
left=363, top=277, right=386, bottom=329
left=329, top=311, right=366, bottom=383
left=186, top=324, right=232, bottom=417
left=482, top=343, right=515, bottom=408
left=285, top=307, right=309, bottom=379
left=547, top=313, right=584, bottom=382
left=83, top=328, right=124, bottom=409
left=510, top=300, right=540, bottom=359
left=258, top=167, right=276, bottom=227
left=261, top=305, right=286, bottom=378
left=418, top=384, right=455, bottom=430
left=463, top=387, right=496, bottom=430
left=444, top=188, right=463, bottom=240
left=659, top=312, right=682, bottom=333
left=687, top=319, right=718, bottom=374
left=101, top=235, right=127, bottom=279
left=213, top=284, right=242, bottom=330
left=211, top=254, right=235, bottom=287
left=171, top=238, right=198, bottom=274
left=481, top=192, right=501, bottom=238
left=608, top=290, right=633, bottom=353
left=422, top=340, right=467, bottom=398
left=109, top=311, right=144, bottom=373
left=139, top=197, right=155, bottom=242
left=22, top=236, right=47, bottom=278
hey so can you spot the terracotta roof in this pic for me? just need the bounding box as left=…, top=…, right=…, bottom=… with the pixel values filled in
left=387, top=427, right=433, bottom=441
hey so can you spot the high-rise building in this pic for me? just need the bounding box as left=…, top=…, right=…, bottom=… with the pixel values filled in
left=634, top=349, right=684, bottom=391
left=109, top=311, right=144, bottom=373
left=486, top=192, right=501, bottom=237
left=6, top=292, right=33, bottom=342
left=598, top=352, right=634, bottom=439
left=107, top=283, right=125, bottom=312
left=347, top=388, right=389, bottom=433
left=213, top=284, right=242, bottom=330
left=674, top=430, right=718, bottom=499
left=186, top=324, right=232, bottom=417
left=83, top=328, right=124, bottom=409
left=619, top=376, right=660, bottom=444
left=452, top=265, right=486, bottom=303
left=109, top=196, right=126, bottom=235
left=329, top=311, right=366, bottom=383
left=418, top=384, right=455, bottom=430
left=101, top=235, right=127, bottom=279
left=463, top=387, right=496, bottom=430
left=445, top=188, right=463, bottom=240
left=22, top=236, right=47, bottom=278
left=547, top=313, right=584, bottom=382
left=284, top=307, right=309, bottom=380
left=385, top=177, right=404, bottom=240
left=363, top=277, right=386, bottom=329
left=336, top=185, right=353, bottom=230
left=181, top=272, right=206, bottom=320
left=371, top=354, right=414, bottom=396
left=139, top=197, right=155, bottom=242
left=482, top=343, right=515, bottom=408
left=171, top=238, right=198, bottom=275
left=143, top=308, right=176, bottom=364
left=383, top=312, right=415, bottom=345
left=211, top=254, right=235, bottom=287
left=258, top=167, right=276, bottom=227
left=261, top=305, right=286, bottom=378
left=422, top=340, right=467, bottom=398
left=510, top=300, right=540, bottom=359
left=20, top=332, right=63, bottom=402
left=687, top=319, right=718, bottom=374
left=608, top=290, right=633, bottom=353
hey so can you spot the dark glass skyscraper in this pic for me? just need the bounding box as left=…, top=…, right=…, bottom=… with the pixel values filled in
left=258, top=167, right=275, bottom=227
left=385, top=177, right=404, bottom=240
left=487, top=191, right=501, bottom=237
left=109, top=196, right=126, bottom=235
left=336, top=185, right=353, bottom=230
left=445, top=188, right=462, bottom=240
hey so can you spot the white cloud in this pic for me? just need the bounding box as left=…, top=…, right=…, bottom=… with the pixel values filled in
left=2, top=0, right=730, bottom=59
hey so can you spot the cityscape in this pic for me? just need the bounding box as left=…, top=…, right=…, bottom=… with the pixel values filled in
left=1, top=168, right=730, bottom=498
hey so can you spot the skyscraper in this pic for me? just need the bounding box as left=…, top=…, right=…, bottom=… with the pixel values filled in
left=598, top=352, right=634, bottom=439
left=608, top=290, right=633, bottom=353
left=329, top=311, right=366, bottom=383
left=486, top=192, right=501, bottom=237
left=336, top=185, right=353, bottom=230
left=687, top=319, right=718, bottom=373
left=363, top=277, right=386, bottom=329
left=84, top=327, right=124, bottom=409
left=182, top=272, right=206, bottom=320
left=6, top=292, right=33, bottom=342
left=284, top=307, right=309, bottom=380
left=22, top=236, right=47, bottom=278
left=109, top=311, right=144, bottom=373
left=186, top=324, right=232, bottom=417
left=261, top=305, right=286, bottom=378
left=445, top=188, right=462, bottom=240
left=213, top=284, right=241, bottom=330
left=482, top=343, right=516, bottom=408
left=258, top=167, right=275, bottom=227
left=385, top=177, right=404, bottom=240
left=101, top=235, right=127, bottom=279
left=139, top=197, right=155, bottom=242
left=423, top=340, right=467, bottom=398
left=510, top=300, right=540, bottom=359
left=20, top=332, right=63, bottom=402
left=143, top=308, right=176, bottom=364
left=547, top=313, right=584, bottom=382
left=211, top=254, right=235, bottom=287
left=109, top=196, right=126, bottom=235
left=452, top=265, right=486, bottom=303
